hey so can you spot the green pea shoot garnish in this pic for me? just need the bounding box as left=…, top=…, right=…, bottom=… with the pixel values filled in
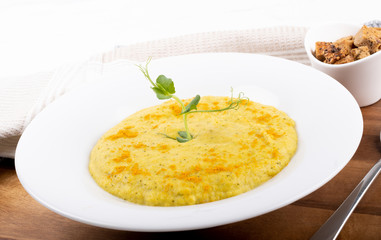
left=137, top=58, right=247, bottom=143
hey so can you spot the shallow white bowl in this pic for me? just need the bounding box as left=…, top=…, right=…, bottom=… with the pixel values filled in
left=15, top=53, right=363, bottom=232
left=304, top=23, right=381, bottom=107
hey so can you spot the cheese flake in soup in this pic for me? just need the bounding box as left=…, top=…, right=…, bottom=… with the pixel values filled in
left=89, top=96, right=297, bottom=206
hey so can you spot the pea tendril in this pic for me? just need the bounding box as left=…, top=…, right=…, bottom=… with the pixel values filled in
left=137, top=58, right=247, bottom=143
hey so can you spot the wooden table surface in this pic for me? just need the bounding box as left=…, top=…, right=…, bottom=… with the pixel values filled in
left=1, top=100, right=380, bottom=240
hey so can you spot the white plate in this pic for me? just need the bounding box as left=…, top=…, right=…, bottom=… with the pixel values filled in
left=15, top=53, right=363, bottom=232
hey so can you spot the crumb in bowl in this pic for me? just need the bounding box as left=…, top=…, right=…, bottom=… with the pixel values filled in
left=314, top=25, right=381, bottom=64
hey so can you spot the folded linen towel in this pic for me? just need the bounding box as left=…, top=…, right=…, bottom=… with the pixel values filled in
left=0, top=26, right=308, bottom=158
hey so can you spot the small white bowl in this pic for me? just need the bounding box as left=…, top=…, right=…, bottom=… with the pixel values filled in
left=304, top=23, right=381, bottom=107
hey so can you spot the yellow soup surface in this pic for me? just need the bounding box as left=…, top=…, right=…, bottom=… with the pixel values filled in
left=89, top=96, right=297, bottom=206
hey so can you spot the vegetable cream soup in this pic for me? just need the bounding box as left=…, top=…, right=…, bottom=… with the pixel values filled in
left=89, top=96, right=297, bottom=206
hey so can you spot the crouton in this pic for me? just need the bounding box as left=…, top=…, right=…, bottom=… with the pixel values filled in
left=351, top=46, right=371, bottom=60
left=335, top=36, right=354, bottom=53
left=354, top=25, right=381, bottom=53
left=315, top=42, right=333, bottom=61
left=335, top=54, right=355, bottom=64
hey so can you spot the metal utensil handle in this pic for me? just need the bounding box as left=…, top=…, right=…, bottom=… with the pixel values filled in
left=310, top=159, right=381, bottom=240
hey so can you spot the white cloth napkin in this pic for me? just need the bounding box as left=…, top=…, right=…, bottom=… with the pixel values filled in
left=0, top=26, right=308, bottom=158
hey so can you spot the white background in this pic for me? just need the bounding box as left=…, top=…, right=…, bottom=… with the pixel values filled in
left=0, top=0, right=380, bottom=77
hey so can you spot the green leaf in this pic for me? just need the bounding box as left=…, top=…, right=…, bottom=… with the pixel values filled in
left=152, top=87, right=172, bottom=100
left=178, top=131, right=192, bottom=139
left=182, top=95, right=200, bottom=114
left=156, top=75, right=175, bottom=94
left=176, top=136, right=190, bottom=143
left=177, top=131, right=188, bottom=139
left=158, top=133, right=176, bottom=140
